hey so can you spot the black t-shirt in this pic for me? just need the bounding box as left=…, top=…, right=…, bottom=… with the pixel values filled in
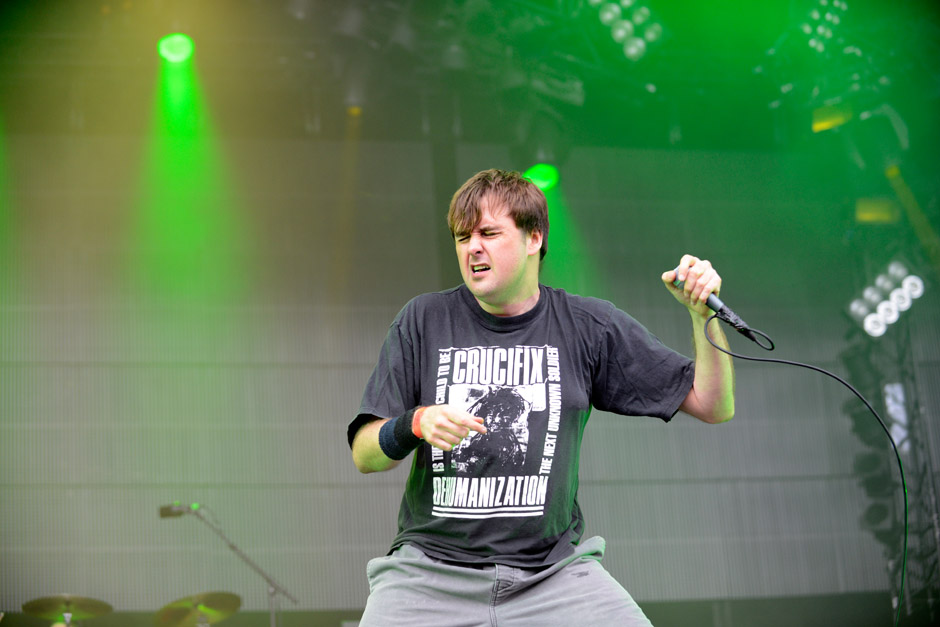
left=349, top=284, right=694, bottom=568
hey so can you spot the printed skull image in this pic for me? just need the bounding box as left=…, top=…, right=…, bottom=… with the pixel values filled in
left=450, top=386, right=531, bottom=474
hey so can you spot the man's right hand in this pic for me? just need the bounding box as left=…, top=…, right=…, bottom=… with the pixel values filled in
left=417, top=404, right=487, bottom=451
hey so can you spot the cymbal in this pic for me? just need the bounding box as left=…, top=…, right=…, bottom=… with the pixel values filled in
left=22, top=594, right=113, bottom=621
left=154, top=591, right=241, bottom=627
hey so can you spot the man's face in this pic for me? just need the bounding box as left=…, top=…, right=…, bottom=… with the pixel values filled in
left=454, top=197, right=541, bottom=314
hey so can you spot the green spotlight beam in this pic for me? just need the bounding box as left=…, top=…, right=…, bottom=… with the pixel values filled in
left=538, top=181, right=603, bottom=297
left=123, top=41, right=259, bottom=513
left=131, top=43, right=247, bottom=302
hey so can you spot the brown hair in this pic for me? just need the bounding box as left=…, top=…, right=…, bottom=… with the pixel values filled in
left=447, top=169, right=549, bottom=260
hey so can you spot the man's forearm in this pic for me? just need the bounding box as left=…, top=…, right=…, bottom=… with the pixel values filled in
left=682, top=311, right=736, bottom=424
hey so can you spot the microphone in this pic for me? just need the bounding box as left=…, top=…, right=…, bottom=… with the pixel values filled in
left=159, top=502, right=198, bottom=518
left=672, top=269, right=759, bottom=343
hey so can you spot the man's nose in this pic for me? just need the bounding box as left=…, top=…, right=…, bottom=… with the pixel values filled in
left=467, top=232, right=483, bottom=252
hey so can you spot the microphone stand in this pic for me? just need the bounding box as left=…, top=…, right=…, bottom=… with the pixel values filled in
left=190, top=508, right=298, bottom=627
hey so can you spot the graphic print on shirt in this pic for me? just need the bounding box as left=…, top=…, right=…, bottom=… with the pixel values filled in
left=430, top=344, right=562, bottom=520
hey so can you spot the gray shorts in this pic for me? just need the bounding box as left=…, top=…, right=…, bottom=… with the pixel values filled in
left=358, top=535, right=653, bottom=627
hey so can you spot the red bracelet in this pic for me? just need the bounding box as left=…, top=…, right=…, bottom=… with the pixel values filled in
left=412, top=407, right=426, bottom=439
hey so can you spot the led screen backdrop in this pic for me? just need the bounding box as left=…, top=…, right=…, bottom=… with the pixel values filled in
left=1, top=1, right=938, bottom=625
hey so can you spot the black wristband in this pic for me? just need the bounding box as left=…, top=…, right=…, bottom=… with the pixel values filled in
left=378, top=408, right=423, bottom=460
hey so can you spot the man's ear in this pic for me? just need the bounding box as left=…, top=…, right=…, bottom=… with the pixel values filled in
left=527, top=230, right=543, bottom=256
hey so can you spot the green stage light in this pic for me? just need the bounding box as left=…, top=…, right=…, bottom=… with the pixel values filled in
left=624, top=37, right=646, bottom=61
left=599, top=3, right=622, bottom=26
left=611, top=19, right=635, bottom=43
left=158, top=33, right=195, bottom=63
left=524, top=163, right=560, bottom=191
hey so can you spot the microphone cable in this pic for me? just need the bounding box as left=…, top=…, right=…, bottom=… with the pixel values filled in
left=703, top=313, right=908, bottom=627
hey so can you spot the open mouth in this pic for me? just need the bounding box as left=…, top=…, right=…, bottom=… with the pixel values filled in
left=471, top=264, right=490, bottom=274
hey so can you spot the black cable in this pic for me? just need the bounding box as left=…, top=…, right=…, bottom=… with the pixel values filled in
left=704, top=313, right=909, bottom=627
